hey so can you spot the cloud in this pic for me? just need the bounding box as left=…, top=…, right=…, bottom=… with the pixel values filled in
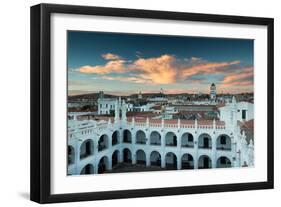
left=131, top=55, right=177, bottom=84
left=101, top=76, right=148, bottom=84
left=79, top=59, right=126, bottom=74
left=136, top=51, right=143, bottom=58
left=101, top=53, right=121, bottom=60
left=180, top=61, right=240, bottom=78
left=78, top=53, right=251, bottom=88
left=220, top=67, right=253, bottom=87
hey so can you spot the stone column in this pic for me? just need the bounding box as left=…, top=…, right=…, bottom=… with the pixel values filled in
left=108, top=158, right=112, bottom=170
left=194, top=134, right=199, bottom=169
left=161, top=152, right=166, bottom=168
left=211, top=135, right=216, bottom=168
left=108, top=133, right=112, bottom=149
left=146, top=131, right=149, bottom=146
left=146, top=152, right=151, bottom=167
left=94, top=164, right=98, bottom=174
left=132, top=131, right=136, bottom=145
left=74, top=142, right=80, bottom=174
left=119, top=149, right=123, bottom=163
left=132, top=152, right=136, bottom=164
left=177, top=154, right=182, bottom=170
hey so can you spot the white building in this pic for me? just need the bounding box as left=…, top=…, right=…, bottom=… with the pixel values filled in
left=219, top=96, right=254, bottom=128
left=68, top=97, right=254, bottom=175
left=97, top=98, right=117, bottom=115
left=132, top=103, right=155, bottom=112
left=210, top=83, right=216, bottom=100
left=138, top=91, right=143, bottom=99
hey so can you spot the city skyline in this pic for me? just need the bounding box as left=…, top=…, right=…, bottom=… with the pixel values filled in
left=68, top=31, right=254, bottom=96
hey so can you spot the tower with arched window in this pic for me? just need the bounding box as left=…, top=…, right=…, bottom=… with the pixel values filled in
left=210, top=83, right=216, bottom=100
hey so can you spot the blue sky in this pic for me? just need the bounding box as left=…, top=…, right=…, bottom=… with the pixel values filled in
left=67, top=31, right=254, bottom=96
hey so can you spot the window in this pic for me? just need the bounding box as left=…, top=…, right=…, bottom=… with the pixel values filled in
left=188, top=134, right=193, bottom=142
left=86, top=141, right=91, bottom=154
left=221, top=157, right=226, bottom=164
left=242, top=110, right=247, bottom=120
left=220, top=136, right=226, bottom=145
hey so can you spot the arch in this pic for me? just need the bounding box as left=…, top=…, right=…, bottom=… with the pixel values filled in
left=136, top=149, right=146, bottom=165
left=112, top=131, right=120, bottom=146
left=150, top=131, right=161, bottom=145
left=123, top=148, right=132, bottom=163
left=198, top=155, right=212, bottom=169
left=136, top=130, right=146, bottom=144
left=216, top=156, right=232, bottom=168
left=216, top=134, right=231, bottom=151
left=80, top=164, right=94, bottom=175
left=150, top=151, right=161, bottom=167
left=112, top=150, right=120, bottom=168
left=181, top=154, right=194, bottom=169
left=165, top=132, right=177, bottom=147
left=80, top=139, right=94, bottom=159
left=98, top=156, right=109, bottom=174
left=181, top=132, right=194, bottom=148
left=68, top=145, right=75, bottom=164
left=98, top=134, right=109, bottom=151
left=123, top=129, right=132, bottom=143
left=165, top=152, right=177, bottom=170
left=198, top=133, right=212, bottom=149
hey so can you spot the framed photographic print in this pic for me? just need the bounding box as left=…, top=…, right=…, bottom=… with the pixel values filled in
left=30, top=3, right=274, bottom=203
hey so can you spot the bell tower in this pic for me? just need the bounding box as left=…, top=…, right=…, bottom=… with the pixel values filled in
left=210, top=83, right=216, bottom=100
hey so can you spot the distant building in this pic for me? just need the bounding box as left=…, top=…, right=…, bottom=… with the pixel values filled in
left=97, top=98, right=117, bottom=115
left=132, top=103, right=154, bottom=112
left=210, top=83, right=216, bottom=100
left=98, top=91, right=104, bottom=99
left=138, top=91, right=143, bottom=99
left=219, top=96, right=254, bottom=127
left=172, top=104, right=217, bottom=112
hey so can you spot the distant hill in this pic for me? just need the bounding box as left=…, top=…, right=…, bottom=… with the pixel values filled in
left=68, top=93, right=118, bottom=101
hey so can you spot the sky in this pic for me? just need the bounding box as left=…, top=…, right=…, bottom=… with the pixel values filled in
left=67, top=31, right=254, bottom=96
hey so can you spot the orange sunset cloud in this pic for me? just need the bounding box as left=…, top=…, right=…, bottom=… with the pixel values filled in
left=79, top=59, right=126, bottom=74
left=78, top=53, right=252, bottom=87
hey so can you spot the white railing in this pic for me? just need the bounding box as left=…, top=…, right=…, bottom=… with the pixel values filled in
left=69, top=119, right=226, bottom=139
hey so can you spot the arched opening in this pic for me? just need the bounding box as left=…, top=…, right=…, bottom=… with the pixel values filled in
left=136, top=149, right=146, bottom=165
left=112, top=131, right=120, bottom=146
left=68, top=145, right=75, bottom=164
left=216, top=135, right=231, bottom=151
left=150, top=131, right=161, bottom=145
left=198, top=155, right=212, bottom=169
left=165, top=152, right=177, bottom=170
left=198, top=133, right=212, bottom=149
left=80, top=139, right=94, bottom=159
left=98, top=134, right=109, bottom=151
left=150, top=151, right=161, bottom=167
left=165, top=132, right=177, bottom=147
left=181, top=154, right=194, bottom=169
left=123, top=148, right=132, bottom=163
left=112, top=150, right=120, bottom=168
left=98, top=156, right=109, bottom=174
left=181, top=133, right=194, bottom=148
left=136, top=130, right=146, bottom=144
left=216, top=156, right=232, bottom=168
left=123, top=129, right=132, bottom=143
left=80, top=164, right=94, bottom=175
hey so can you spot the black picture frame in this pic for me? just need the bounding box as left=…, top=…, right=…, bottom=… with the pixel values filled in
left=30, top=3, right=274, bottom=204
